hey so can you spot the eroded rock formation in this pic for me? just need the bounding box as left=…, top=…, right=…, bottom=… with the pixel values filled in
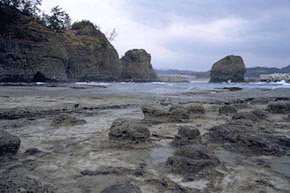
left=121, top=49, right=158, bottom=81
left=0, top=5, right=157, bottom=82
left=209, top=55, right=246, bottom=83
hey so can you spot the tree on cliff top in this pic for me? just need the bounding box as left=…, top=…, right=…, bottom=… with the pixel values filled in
left=43, top=6, right=71, bottom=31
left=0, top=0, right=42, bottom=16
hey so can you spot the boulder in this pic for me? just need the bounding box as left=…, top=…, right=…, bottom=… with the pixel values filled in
left=100, top=183, right=142, bottom=193
left=0, top=130, right=21, bottom=156
left=51, top=114, right=86, bottom=127
left=219, top=105, right=237, bottom=115
left=172, top=126, right=201, bottom=146
left=209, top=55, right=246, bottom=83
left=121, top=49, right=158, bottom=81
left=208, top=123, right=287, bottom=156
left=186, top=104, right=206, bottom=115
left=232, top=112, right=259, bottom=122
left=166, top=145, right=219, bottom=175
left=266, top=102, right=290, bottom=114
left=141, top=105, right=170, bottom=123
left=168, top=106, right=190, bottom=122
left=109, top=118, right=150, bottom=143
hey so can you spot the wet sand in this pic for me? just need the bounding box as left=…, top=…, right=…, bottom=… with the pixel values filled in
left=0, top=85, right=290, bottom=193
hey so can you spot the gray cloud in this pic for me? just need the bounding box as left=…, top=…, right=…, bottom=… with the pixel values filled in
left=42, top=0, right=290, bottom=70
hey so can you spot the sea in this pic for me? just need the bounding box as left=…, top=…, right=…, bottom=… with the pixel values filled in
left=71, top=80, right=290, bottom=95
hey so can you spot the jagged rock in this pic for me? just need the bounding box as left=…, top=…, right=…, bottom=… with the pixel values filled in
left=266, top=102, right=290, bottom=114
left=166, top=145, right=219, bottom=175
left=121, top=49, right=158, bottom=81
left=100, top=183, right=142, bottom=193
left=109, top=118, right=150, bottom=143
left=219, top=105, right=237, bottom=115
left=51, top=114, right=86, bottom=127
left=209, top=55, right=246, bottom=83
left=232, top=112, right=259, bottom=122
left=172, top=126, right=201, bottom=146
left=141, top=105, right=170, bottom=123
left=0, top=130, right=21, bottom=156
left=0, top=6, right=121, bottom=82
left=208, top=122, right=287, bottom=156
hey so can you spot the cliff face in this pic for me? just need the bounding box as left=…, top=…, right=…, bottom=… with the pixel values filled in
left=0, top=5, right=122, bottom=82
left=209, top=55, right=246, bottom=83
left=121, top=49, right=157, bottom=81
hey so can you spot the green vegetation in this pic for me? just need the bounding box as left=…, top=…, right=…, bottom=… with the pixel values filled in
left=42, top=6, right=71, bottom=31
left=0, top=0, right=42, bottom=16
left=71, top=20, right=99, bottom=35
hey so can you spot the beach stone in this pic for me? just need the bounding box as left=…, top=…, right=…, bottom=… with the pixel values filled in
left=172, top=126, right=201, bottom=146
left=51, top=113, right=86, bottom=127
left=109, top=118, right=150, bottom=143
left=142, top=105, right=170, bottom=123
left=209, top=55, right=246, bottom=83
left=0, top=130, right=21, bottom=156
left=100, top=183, right=142, bottom=193
left=232, top=112, right=259, bottom=122
left=166, top=145, right=219, bottom=175
left=219, top=105, right=237, bottom=115
left=266, top=102, right=290, bottom=114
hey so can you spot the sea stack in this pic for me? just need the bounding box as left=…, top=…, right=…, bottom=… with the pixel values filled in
left=209, top=55, right=246, bottom=83
left=121, top=49, right=158, bottom=82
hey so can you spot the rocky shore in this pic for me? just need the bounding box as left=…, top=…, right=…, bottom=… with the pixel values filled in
left=0, top=84, right=290, bottom=193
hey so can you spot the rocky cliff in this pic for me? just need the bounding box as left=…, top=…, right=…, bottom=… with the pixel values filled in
left=121, top=49, right=157, bottom=81
left=0, top=5, right=156, bottom=82
left=209, top=55, right=246, bottom=83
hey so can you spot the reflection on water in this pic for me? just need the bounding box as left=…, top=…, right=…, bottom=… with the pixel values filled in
left=270, top=156, right=290, bottom=178
left=146, top=146, right=175, bottom=166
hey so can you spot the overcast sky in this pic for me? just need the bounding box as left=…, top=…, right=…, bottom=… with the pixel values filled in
left=42, top=0, right=290, bottom=71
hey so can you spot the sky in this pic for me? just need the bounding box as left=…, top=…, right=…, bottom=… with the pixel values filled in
left=41, top=0, right=290, bottom=71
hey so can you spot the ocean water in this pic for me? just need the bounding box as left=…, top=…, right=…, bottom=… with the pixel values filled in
left=74, top=80, right=290, bottom=95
